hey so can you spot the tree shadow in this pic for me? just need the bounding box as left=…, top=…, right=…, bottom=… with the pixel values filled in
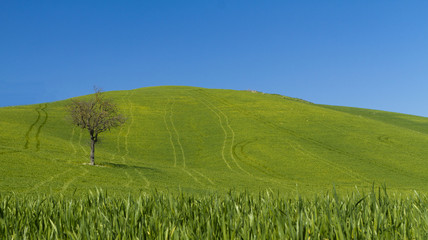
left=99, top=162, right=159, bottom=172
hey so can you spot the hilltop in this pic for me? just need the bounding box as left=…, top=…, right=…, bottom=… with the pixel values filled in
left=1, top=86, right=428, bottom=195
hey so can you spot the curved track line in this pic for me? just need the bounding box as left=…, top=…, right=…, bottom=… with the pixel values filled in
left=60, top=167, right=89, bottom=194
left=194, top=98, right=232, bottom=170
left=182, top=168, right=203, bottom=185
left=163, top=97, right=204, bottom=186
left=24, top=105, right=42, bottom=149
left=111, top=91, right=132, bottom=162
left=290, top=141, right=370, bottom=183
left=196, top=96, right=249, bottom=174
left=205, top=101, right=231, bottom=170
left=232, top=139, right=277, bottom=177
left=123, top=90, right=135, bottom=157
left=191, top=169, right=215, bottom=185
left=67, top=127, right=78, bottom=164
left=116, top=91, right=136, bottom=188
left=233, top=139, right=309, bottom=192
left=119, top=92, right=130, bottom=140
left=69, top=127, right=77, bottom=155
left=220, top=109, right=251, bottom=175
left=252, top=171, right=301, bottom=193
left=134, top=169, right=150, bottom=189
left=25, top=169, right=72, bottom=193
left=195, top=89, right=364, bottom=191
left=123, top=90, right=135, bottom=162
left=168, top=99, right=186, bottom=168
left=197, top=89, right=370, bottom=183
left=35, top=104, right=48, bottom=151
left=232, top=140, right=307, bottom=192
left=124, top=171, right=132, bottom=188
left=78, top=129, right=88, bottom=155
left=163, top=99, right=178, bottom=167
left=112, top=92, right=130, bottom=161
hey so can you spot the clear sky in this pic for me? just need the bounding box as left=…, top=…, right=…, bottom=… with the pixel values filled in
left=1, top=1, right=428, bottom=116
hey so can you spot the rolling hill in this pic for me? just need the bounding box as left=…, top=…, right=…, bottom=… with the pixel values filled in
left=1, top=86, right=428, bottom=195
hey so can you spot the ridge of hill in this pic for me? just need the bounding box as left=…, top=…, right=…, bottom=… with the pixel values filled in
left=320, top=105, right=428, bottom=135
left=1, top=86, right=427, bottom=195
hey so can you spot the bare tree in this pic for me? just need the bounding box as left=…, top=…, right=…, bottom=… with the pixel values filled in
left=67, top=89, right=125, bottom=165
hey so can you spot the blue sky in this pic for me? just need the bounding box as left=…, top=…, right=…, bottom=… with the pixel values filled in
left=1, top=1, right=428, bottom=116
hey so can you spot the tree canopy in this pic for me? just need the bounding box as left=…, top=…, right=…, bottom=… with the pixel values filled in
left=68, top=89, right=125, bottom=165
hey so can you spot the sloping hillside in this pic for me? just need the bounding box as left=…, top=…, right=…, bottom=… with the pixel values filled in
left=1, top=86, right=427, bottom=195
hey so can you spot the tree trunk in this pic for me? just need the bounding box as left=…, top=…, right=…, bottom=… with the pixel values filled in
left=90, top=137, right=95, bottom=165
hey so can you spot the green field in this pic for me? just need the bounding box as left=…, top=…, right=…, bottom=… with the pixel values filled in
left=1, top=86, right=428, bottom=195
left=2, top=187, right=427, bottom=239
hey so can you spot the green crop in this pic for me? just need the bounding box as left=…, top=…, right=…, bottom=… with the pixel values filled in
left=1, top=187, right=427, bottom=239
left=2, top=86, right=428, bottom=195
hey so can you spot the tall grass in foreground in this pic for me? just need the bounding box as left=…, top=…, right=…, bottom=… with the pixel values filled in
left=1, top=188, right=427, bottom=239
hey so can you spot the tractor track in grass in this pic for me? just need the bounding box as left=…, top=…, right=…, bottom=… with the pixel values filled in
left=35, top=104, right=48, bottom=151
left=69, top=127, right=77, bottom=158
left=107, top=91, right=140, bottom=189
left=232, top=139, right=280, bottom=178
left=191, top=91, right=250, bottom=175
left=232, top=139, right=309, bottom=192
left=60, top=167, right=89, bottom=194
left=229, top=139, right=303, bottom=191
left=134, top=169, right=150, bottom=189
left=272, top=115, right=422, bottom=183
left=163, top=97, right=204, bottom=186
left=169, top=100, right=186, bottom=168
left=195, top=97, right=232, bottom=170
left=25, top=169, right=73, bottom=193
left=124, top=172, right=132, bottom=188
left=190, top=169, right=215, bottom=185
left=164, top=98, right=186, bottom=168
left=289, top=141, right=369, bottom=184
left=163, top=98, right=178, bottom=167
left=195, top=89, right=371, bottom=184
left=112, top=91, right=128, bottom=186
left=206, top=90, right=368, bottom=186
left=111, top=92, right=130, bottom=162
left=24, top=105, right=42, bottom=149
left=206, top=99, right=250, bottom=175
left=121, top=90, right=136, bottom=188
left=123, top=90, right=135, bottom=163
left=234, top=137, right=369, bottom=186
left=182, top=168, right=203, bottom=185
left=66, top=127, right=78, bottom=164
left=23, top=104, right=48, bottom=151
left=78, top=129, right=88, bottom=155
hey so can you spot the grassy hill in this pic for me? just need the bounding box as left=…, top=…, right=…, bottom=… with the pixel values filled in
left=1, top=86, right=428, bottom=196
